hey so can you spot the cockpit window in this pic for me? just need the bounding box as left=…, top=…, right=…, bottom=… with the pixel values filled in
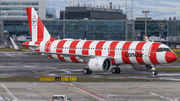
left=156, top=48, right=171, bottom=52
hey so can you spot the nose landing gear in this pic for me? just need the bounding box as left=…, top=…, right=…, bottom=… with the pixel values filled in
left=152, top=71, right=158, bottom=75
left=151, top=65, right=158, bottom=75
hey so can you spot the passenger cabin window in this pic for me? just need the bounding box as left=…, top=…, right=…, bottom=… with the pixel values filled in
left=156, top=48, right=171, bottom=52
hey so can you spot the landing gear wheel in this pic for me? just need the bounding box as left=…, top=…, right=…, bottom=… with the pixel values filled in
left=152, top=71, right=158, bottom=75
left=116, top=68, right=121, bottom=74
left=83, top=68, right=89, bottom=74
left=111, top=68, right=117, bottom=74
left=83, top=68, right=92, bottom=74
left=88, top=70, right=92, bottom=74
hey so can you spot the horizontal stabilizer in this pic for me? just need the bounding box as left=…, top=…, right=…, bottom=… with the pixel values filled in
left=22, top=44, right=39, bottom=50
left=22, top=44, right=39, bottom=47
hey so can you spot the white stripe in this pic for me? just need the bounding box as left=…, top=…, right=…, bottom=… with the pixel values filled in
left=150, top=92, right=173, bottom=101
left=76, top=40, right=86, bottom=55
left=128, top=42, right=139, bottom=64
left=0, top=83, right=17, bottom=101
left=29, top=41, right=36, bottom=51
left=39, top=41, right=46, bottom=52
left=156, top=52, right=166, bottom=64
left=50, top=40, right=60, bottom=53
left=89, top=41, right=99, bottom=55
left=157, top=44, right=169, bottom=64
left=142, top=42, right=153, bottom=64
left=39, top=28, right=51, bottom=52
left=31, top=8, right=38, bottom=41
left=63, top=41, right=73, bottom=62
left=115, top=41, right=126, bottom=64
left=43, top=28, right=51, bottom=41
left=102, top=41, right=113, bottom=56
left=49, top=40, right=59, bottom=60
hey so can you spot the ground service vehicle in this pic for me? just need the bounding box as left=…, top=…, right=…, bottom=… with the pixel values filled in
left=50, top=95, right=70, bottom=101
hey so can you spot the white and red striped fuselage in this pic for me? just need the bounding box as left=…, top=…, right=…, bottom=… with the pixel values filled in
left=22, top=7, right=177, bottom=75
left=24, top=40, right=177, bottom=65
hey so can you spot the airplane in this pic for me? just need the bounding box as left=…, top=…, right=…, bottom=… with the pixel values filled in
left=18, top=7, right=178, bottom=75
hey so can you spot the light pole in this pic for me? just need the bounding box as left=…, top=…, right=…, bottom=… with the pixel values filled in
left=63, top=11, right=65, bottom=39
left=142, top=11, right=149, bottom=37
left=1, top=0, right=3, bottom=45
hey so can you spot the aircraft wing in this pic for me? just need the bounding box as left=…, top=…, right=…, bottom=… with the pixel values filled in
left=39, top=52, right=114, bottom=59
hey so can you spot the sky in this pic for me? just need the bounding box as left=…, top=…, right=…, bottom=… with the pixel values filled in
left=46, top=0, right=180, bottom=20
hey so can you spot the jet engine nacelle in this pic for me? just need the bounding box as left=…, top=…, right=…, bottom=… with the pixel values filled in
left=132, top=64, right=152, bottom=71
left=88, top=57, right=112, bottom=72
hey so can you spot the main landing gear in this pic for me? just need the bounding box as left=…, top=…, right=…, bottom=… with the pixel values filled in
left=83, top=68, right=92, bottom=74
left=111, top=65, right=121, bottom=74
left=151, top=65, right=158, bottom=75
left=152, top=71, right=158, bottom=75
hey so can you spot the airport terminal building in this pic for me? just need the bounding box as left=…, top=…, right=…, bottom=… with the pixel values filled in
left=0, top=0, right=46, bottom=20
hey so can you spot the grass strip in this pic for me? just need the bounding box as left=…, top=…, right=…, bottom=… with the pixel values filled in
left=172, top=49, right=180, bottom=52
left=76, top=78, right=150, bottom=82
left=156, top=67, right=180, bottom=71
left=0, top=77, right=150, bottom=82
left=0, top=77, right=39, bottom=81
left=0, top=48, right=30, bottom=51
left=174, top=52, right=180, bottom=62
left=0, top=48, right=18, bottom=51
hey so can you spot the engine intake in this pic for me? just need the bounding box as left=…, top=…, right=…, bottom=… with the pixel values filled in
left=88, top=58, right=112, bottom=72
left=132, top=64, right=152, bottom=71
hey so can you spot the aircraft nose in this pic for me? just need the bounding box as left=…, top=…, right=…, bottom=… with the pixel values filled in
left=165, top=51, right=177, bottom=63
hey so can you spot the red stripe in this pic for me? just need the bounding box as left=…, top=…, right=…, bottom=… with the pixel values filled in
left=82, top=41, right=93, bottom=55
left=108, top=41, right=119, bottom=65
left=34, top=41, right=41, bottom=52
left=95, top=41, right=106, bottom=56
left=69, top=41, right=80, bottom=63
left=149, top=43, right=161, bottom=64
left=70, top=56, right=79, bottom=63
left=56, top=40, right=67, bottom=61
left=45, top=42, right=52, bottom=52
left=69, top=41, right=79, bottom=54
left=48, top=55, right=53, bottom=58
left=22, top=42, right=30, bottom=49
left=57, top=55, right=66, bottom=61
left=26, top=7, right=32, bottom=39
left=50, top=36, right=55, bottom=41
left=135, top=42, right=146, bottom=64
left=122, top=42, right=133, bottom=64
left=37, top=16, right=44, bottom=41
left=44, top=38, right=56, bottom=53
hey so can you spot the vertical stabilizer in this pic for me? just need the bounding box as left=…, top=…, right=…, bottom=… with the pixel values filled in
left=26, top=7, right=55, bottom=42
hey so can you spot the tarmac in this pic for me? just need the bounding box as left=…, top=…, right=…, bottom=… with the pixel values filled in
left=0, top=52, right=179, bottom=81
left=0, top=52, right=180, bottom=101
left=0, top=82, right=179, bottom=101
